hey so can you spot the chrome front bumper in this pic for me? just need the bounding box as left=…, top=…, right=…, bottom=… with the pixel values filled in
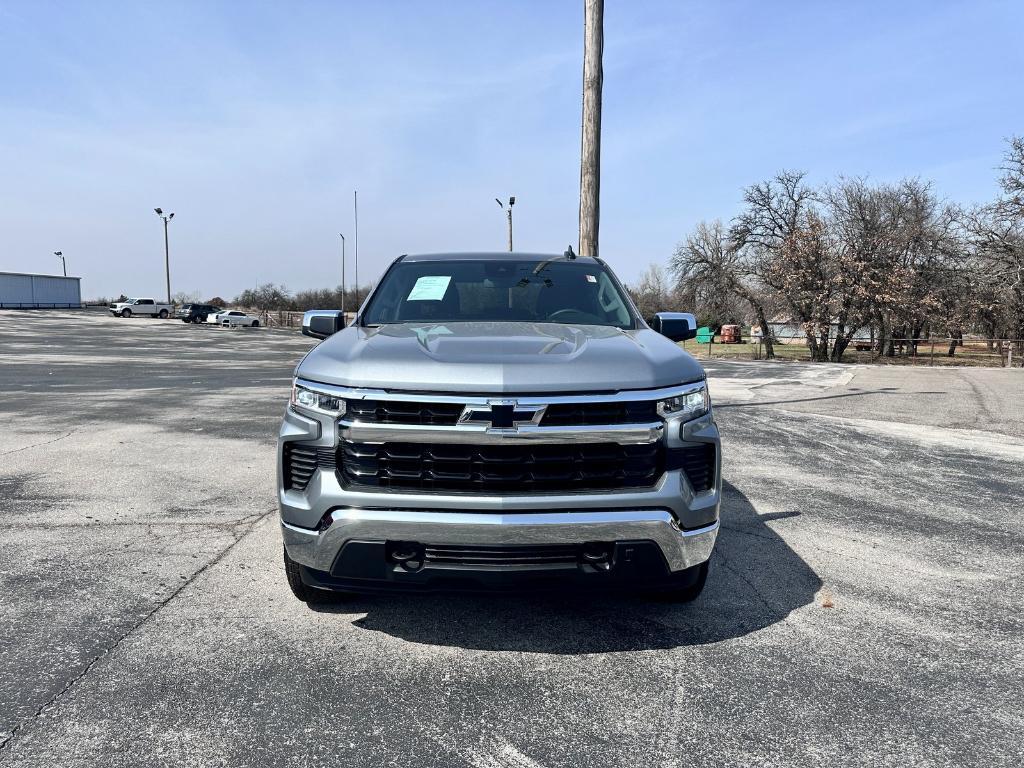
left=282, top=508, right=719, bottom=574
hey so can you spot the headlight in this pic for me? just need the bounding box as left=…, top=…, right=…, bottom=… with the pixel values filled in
left=657, top=382, right=709, bottom=421
left=290, top=382, right=346, bottom=417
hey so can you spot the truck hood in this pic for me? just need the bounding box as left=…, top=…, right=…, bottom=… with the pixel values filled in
left=296, top=322, right=705, bottom=394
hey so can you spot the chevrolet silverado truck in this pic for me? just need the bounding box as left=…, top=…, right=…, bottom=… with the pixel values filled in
left=109, top=298, right=173, bottom=318
left=278, top=251, right=721, bottom=602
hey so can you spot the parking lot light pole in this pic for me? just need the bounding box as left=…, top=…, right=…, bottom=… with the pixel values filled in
left=54, top=251, right=66, bottom=277
left=495, top=196, right=515, bottom=251
left=154, top=208, right=175, bottom=304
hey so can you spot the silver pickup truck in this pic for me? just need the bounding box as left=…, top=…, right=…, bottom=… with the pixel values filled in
left=278, top=251, right=721, bottom=602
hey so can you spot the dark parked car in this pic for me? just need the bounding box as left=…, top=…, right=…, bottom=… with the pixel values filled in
left=177, top=304, right=223, bottom=323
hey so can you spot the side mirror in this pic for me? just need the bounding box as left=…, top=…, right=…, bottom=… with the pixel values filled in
left=653, top=312, right=697, bottom=342
left=302, top=310, right=346, bottom=340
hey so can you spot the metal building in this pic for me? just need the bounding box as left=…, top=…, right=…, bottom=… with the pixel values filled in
left=0, top=272, right=82, bottom=308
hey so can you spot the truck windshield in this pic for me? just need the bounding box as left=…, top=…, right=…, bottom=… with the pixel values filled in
left=361, top=259, right=637, bottom=328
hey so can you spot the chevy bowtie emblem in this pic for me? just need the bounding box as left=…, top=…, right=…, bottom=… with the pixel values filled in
left=458, top=400, right=547, bottom=430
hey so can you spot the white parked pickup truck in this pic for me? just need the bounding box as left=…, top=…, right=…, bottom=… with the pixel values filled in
left=109, top=298, right=173, bottom=318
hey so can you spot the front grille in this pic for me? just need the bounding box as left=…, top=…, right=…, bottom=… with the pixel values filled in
left=339, top=440, right=662, bottom=493
left=345, top=399, right=658, bottom=427
left=423, top=543, right=581, bottom=567
left=282, top=443, right=336, bottom=491
left=667, top=444, right=716, bottom=492
left=540, top=401, right=658, bottom=426
left=346, top=400, right=465, bottom=425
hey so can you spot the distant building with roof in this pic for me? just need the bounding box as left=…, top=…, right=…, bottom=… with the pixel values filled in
left=0, top=271, right=82, bottom=308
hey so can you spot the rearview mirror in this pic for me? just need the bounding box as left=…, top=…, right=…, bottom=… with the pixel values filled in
left=302, top=310, right=346, bottom=340
left=653, top=312, right=697, bottom=342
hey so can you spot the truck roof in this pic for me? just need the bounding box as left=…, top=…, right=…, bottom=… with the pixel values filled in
left=399, top=251, right=598, bottom=263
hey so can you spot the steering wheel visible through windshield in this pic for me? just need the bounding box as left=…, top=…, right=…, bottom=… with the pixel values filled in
left=360, top=258, right=637, bottom=329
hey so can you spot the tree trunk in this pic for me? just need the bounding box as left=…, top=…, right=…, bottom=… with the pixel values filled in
left=879, top=314, right=895, bottom=357
left=831, top=335, right=851, bottom=362
left=817, top=328, right=830, bottom=362
left=946, top=329, right=962, bottom=357
left=754, top=306, right=775, bottom=359
left=910, top=325, right=922, bottom=357
left=805, top=331, right=821, bottom=362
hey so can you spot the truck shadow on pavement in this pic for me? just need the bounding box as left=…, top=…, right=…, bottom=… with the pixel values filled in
left=314, top=481, right=822, bottom=653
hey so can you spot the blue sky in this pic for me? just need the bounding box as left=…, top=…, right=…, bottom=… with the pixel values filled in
left=1, top=0, right=1021, bottom=299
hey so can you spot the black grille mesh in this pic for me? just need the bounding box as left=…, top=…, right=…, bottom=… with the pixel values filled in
left=346, top=400, right=465, bottom=425
left=339, top=440, right=662, bottom=493
left=540, top=401, right=658, bottom=426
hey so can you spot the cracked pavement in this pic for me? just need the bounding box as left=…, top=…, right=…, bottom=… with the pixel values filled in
left=1, top=310, right=1022, bottom=767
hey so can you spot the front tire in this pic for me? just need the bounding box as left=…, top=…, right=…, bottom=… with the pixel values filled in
left=656, top=560, right=709, bottom=603
left=121, top=309, right=132, bottom=318
left=283, top=547, right=332, bottom=604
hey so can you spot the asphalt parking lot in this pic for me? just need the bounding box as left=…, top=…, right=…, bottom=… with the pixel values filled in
left=1, top=310, right=1022, bottom=767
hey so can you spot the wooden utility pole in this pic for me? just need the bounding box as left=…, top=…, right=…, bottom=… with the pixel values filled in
left=579, top=0, right=604, bottom=258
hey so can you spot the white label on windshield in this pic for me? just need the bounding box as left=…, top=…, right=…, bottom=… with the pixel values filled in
left=407, top=275, right=452, bottom=301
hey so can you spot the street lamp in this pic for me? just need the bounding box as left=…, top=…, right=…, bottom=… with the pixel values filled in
left=339, top=233, right=346, bottom=315
left=154, top=208, right=175, bottom=304
left=495, top=196, right=516, bottom=251
left=54, top=251, right=66, bottom=277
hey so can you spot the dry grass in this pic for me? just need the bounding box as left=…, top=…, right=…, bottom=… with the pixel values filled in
left=681, top=338, right=1018, bottom=368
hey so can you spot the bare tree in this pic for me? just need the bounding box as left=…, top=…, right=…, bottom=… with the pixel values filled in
left=729, top=172, right=826, bottom=357
left=962, top=207, right=1024, bottom=357
left=996, top=136, right=1024, bottom=220
left=665, top=142, right=1021, bottom=365
left=171, top=290, right=202, bottom=305
left=670, top=220, right=777, bottom=359
left=824, top=177, right=898, bottom=359
left=235, top=283, right=291, bottom=311
left=627, top=264, right=675, bottom=322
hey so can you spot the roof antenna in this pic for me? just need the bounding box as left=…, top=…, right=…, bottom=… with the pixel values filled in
left=564, top=245, right=576, bottom=260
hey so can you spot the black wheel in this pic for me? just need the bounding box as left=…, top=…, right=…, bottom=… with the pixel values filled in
left=121, top=309, right=132, bottom=318
left=251, top=320, right=260, bottom=328
left=655, top=560, right=709, bottom=603
left=283, top=547, right=332, bottom=604
left=193, top=316, right=204, bottom=324
left=158, top=309, right=169, bottom=319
